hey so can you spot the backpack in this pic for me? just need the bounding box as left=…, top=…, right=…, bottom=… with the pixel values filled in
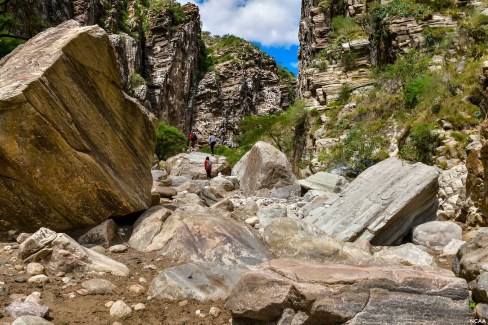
left=191, top=132, right=198, bottom=141
left=206, top=160, right=212, bottom=170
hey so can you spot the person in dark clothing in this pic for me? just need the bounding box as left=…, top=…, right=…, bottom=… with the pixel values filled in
left=204, top=156, right=212, bottom=180
left=209, top=134, right=216, bottom=155
left=189, top=131, right=197, bottom=150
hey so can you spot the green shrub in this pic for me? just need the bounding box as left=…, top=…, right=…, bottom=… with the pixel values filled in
left=341, top=51, right=358, bottom=70
left=277, top=66, right=295, bottom=84
left=200, top=145, right=244, bottom=167
left=238, top=101, right=308, bottom=157
left=400, top=123, right=441, bottom=164
left=331, top=16, right=366, bottom=40
left=337, top=84, right=352, bottom=104
left=155, top=123, right=187, bottom=160
left=450, top=131, right=469, bottom=143
left=404, top=75, right=431, bottom=108
left=130, top=73, right=146, bottom=89
left=415, top=0, right=455, bottom=10
left=370, top=0, right=433, bottom=24
left=320, top=125, right=388, bottom=173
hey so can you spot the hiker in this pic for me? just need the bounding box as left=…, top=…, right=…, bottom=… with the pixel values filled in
left=209, top=133, right=216, bottom=155
left=189, top=130, right=197, bottom=150
left=204, top=156, right=212, bottom=180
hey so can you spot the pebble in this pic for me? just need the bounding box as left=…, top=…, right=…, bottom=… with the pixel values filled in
left=0, top=281, right=9, bottom=296
left=109, top=245, right=128, bottom=253
left=82, top=279, right=117, bottom=295
left=77, top=289, right=89, bottom=296
left=196, top=310, right=206, bottom=318
left=143, top=264, right=157, bottom=270
left=26, top=263, right=45, bottom=276
left=15, top=277, right=26, bottom=283
left=209, top=306, right=221, bottom=318
left=178, top=300, right=188, bottom=307
left=138, top=277, right=147, bottom=285
left=110, top=300, right=132, bottom=318
left=133, top=303, right=145, bottom=311
left=15, top=265, right=24, bottom=271
left=128, top=284, right=145, bottom=295
left=68, top=292, right=76, bottom=299
left=24, top=292, right=42, bottom=305
left=105, top=301, right=114, bottom=308
left=27, top=275, right=49, bottom=285
left=56, top=272, right=66, bottom=277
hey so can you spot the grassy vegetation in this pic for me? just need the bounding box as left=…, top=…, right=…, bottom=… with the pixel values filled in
left=199, top=145, right=244, bottom=167
left=155, top=123, right=187, bottom=160
left=331, top=16, right=366, bottom=41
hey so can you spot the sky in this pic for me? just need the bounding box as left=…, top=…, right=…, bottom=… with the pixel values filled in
left=175, top=0, right=301, bottom=75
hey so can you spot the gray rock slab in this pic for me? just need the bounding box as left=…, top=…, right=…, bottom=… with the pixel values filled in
left=304, top=158, right=439, bottom=245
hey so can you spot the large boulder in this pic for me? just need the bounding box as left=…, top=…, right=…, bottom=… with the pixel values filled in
left=412, top=221, right=463, bottom=250
left=454, top=228, right=488, bottom=282
left=232, top=142, right=299, bottom=196
left=18, top=228, right=129, bottom=276
left=0, top=21, right=156, bottom=232
left=128, top=210, right=269, bottom=267
left=374, top=243, right=436, bottom=267
left=78, top=219, right=118, bottom=248
left=226, top=259, right=471, bottom=324
left=148, top=262, right=248, bottom=302
left=166, top=152, right=230, bottom=180
left=304, top=158, right=439, bottom=245
left=263, top=218, right=371, bottom=263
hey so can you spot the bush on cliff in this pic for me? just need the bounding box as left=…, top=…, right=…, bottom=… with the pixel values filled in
left=155, top=123, right=187, bottom=160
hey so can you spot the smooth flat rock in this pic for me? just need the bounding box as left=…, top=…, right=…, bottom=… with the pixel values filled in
left=6, top=302, right=49, bottom=318
left=263, top=218, right=371, bottom=263
left=226, top=259, right=470, bottom=324
left=298, top=172, right=348, bottom=193
left=166, top=152, right=230, bottom=180
left=374, top=243, right=436, bottom=267
left=232, top=141, right=299, bottom=196
left=12, top=316, right=53, bottom=325
left=19, top=228, right=129, bottom=276
left=148, top=262, right=248, bottom=301
left=81, top=279, right=117, bottom=295
left=0, top=20, right=155, bottom=232
left=412, top=221, right=462, bottom=250
left=304, top=158, right=439, bottom=245
left=129, top=211, right=269, bottom=267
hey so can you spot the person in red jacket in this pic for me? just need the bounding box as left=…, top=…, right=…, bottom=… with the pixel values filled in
left=204, top=156, right=212, bottom=180
left=189, top=131, right=197, bottom=150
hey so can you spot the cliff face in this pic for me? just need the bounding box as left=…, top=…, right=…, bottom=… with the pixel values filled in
left=4, top=0, right=295, bottom=143
left=144, top=3, right=201, bottom=132
left=193, top=34, right=295, bottom=147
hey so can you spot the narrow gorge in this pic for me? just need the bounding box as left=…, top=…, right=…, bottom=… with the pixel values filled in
left=0, top=0, right=487, bottom=324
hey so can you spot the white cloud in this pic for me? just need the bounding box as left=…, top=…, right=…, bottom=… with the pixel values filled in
left=176, top=0, right=300, bottom=47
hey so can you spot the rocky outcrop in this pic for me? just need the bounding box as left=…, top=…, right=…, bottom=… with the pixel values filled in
left=227, top=259, right=471, bottom=324
left=18, top=228, right=129, bottom=276
left=454, top=228, right=488, bottom=282
left=109, top=33, right=142, bottom=92
left=0, top=21, right=155, bottom=232
left=193, top=34, right=295, bottom=146
left=304, top=158, right=439, bottom=245
left=5, top=0, right=101, bottom=39
left=232, top=142, right=299, bottom=197
left=144, top=3, right=201, bottom=130
left=128, top=209, right=269, bottom=267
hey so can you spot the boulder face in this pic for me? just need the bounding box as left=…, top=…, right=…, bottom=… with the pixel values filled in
left=227, top=259, right=471, bottom=324
left=232, top=141, right=299, bottom=196
left=304, top=158, right=439, bottom=245
left=0, top=21, right=156, bottom=232
left=129, top=210, right=269, bottom=267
